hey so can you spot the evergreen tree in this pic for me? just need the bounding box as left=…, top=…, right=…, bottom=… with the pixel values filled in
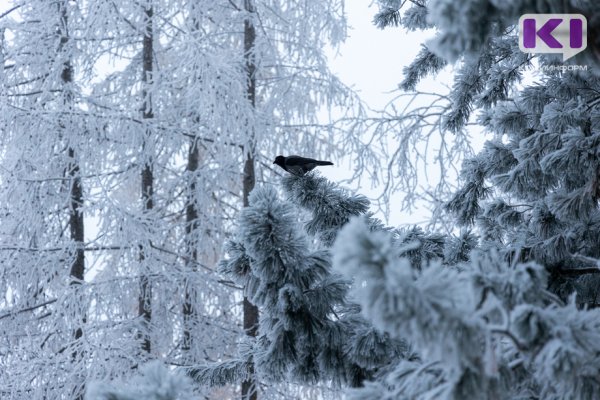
left=193, top=170, right=600, bottom=399
left=372, top=0, right=600, bottom=301
left=324, top=1, right=600, bottom=398
left=333, top=215, right=600, bottom=399
left=191, top=174, right=408, bottom=398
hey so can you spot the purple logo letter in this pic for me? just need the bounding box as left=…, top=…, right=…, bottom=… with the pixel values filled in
left=523, top=18, right=563, bottom=48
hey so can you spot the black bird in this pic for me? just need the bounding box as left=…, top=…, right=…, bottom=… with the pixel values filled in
left=273, top=155, right=334, bottom=176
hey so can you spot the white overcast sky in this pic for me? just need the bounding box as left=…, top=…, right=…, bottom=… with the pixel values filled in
left=325, top=2, right=463, bottom=226
left=329, top=2, right=431, bottom=108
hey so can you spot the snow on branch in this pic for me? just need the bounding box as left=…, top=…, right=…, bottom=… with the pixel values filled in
left=86, top=361, right=191, bottom=400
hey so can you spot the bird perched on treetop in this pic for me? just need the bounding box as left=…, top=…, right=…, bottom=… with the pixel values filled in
left=273, top=155, right=334, bottom=176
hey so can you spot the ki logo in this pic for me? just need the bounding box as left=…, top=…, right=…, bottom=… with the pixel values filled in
left=518, top=14, right=587, bottom=61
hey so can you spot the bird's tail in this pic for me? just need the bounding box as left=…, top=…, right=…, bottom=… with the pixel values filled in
left=316, top=161, right=334, bottom=166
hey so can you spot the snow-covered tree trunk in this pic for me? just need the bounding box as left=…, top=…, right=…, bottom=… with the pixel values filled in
left=138, top=0, right=155, bottom=357
left=59, top=1, right=86, bottom=397
left=242, top=1, right=259, bottom=399
left=182, top=136, right=199, bottom=355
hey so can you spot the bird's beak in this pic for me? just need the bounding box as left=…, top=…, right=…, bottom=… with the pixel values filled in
left=273, top=161, right=276, bottom=164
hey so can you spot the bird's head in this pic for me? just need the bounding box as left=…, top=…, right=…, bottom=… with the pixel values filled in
left=273, top=155, right=285, bottom=167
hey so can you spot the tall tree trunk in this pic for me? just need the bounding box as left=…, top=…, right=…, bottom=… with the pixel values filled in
left=138, top=0, right=154, bottom=356
left=59, top=2, right=85, bottom=399
left=182, top=7, right=203, bottom=361
left=242, top=1, right=259, bottom=399
left=182, top=136, right=199, bottom=356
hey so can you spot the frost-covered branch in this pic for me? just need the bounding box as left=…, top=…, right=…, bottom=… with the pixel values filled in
left=86, top=362, right=191, bottom=400
left=333, top=216, right=600, bottom=398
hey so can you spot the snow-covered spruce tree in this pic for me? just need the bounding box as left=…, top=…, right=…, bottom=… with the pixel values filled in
left=371, top=1, right=600, bottom=301
left=189, top=180, right=407, bottom=397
